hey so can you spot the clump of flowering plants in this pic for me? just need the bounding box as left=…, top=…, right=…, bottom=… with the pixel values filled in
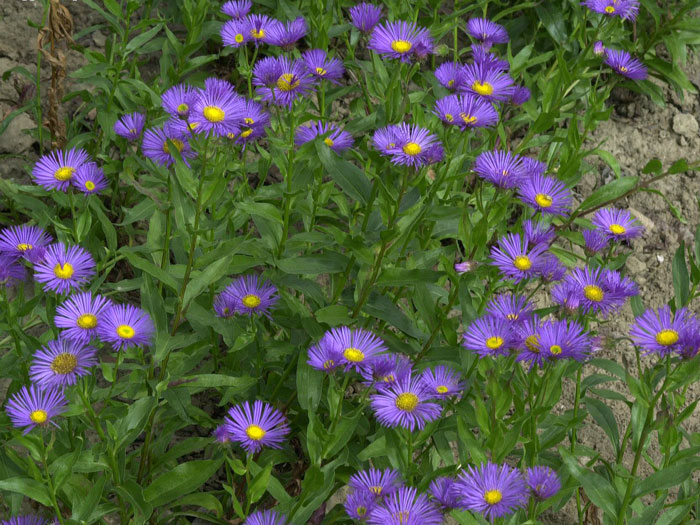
left=1, top=0, right=700, bottom=524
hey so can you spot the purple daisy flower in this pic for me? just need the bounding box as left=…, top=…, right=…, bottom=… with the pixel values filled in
left=537, top=254, right=567, bottom=282
left=554, top=266, right=637, bottom=316
left=214, top=275, right=278, bottom=319
left=1, top=517, right=57, bottom=525
left=451, top=94, right=499, bottom=130
left=345, top=490, right=376, bottom=521
left=519, top=174, right=573, bottom=216
left=582, top=0, right=639, bottom=21
left=189, top=77, right=243, bottom=137
left=527, top=466, right=561, bottom=500
left=227, top=99, right=269, bottom=145
left=29, top=338, right=98, bottom=389
left=473, top=149, right=527, bottom=188
left=362, top=354, right=412, bottom=391
left=429, top=476, right=459, bottom=509
left=244, top=510, right=288, bottom=525
left=592, top=207, right=644, bottom=241
left=246, top=14, right=283, bottom=45
left=583, top=229, right=609, bottom=254
left=142, top=127, right=196, bottom=167
left=349, top=3, right=382, bottom=33
left=34, top=243, right=95, bottom=294
left=5, top=384, right=67, bottom=434
left=594, top=41, right=606, bottom=56
left=213, top=424, right=233, bottom=444
left=161, top=83, right=198, bottom=120
left=490, top=232, right=548, bottom=282
left=114, top=112, right=145, bottom=140
left=466, top=18, right=509, bottom=49
left=266, top=17, right=307, bottom=49
left=419, top=365, right=464, bottom=398
left=372, top=123, right=443, bottom=168
left=0, top=254, right=26, bottom=287
left=97, top=304, right=155, bottom=350
left=511, top=85, right=531, bottom=105
left=223, top=400, right=290, bottom=454
left=514, top=315, right=545, bottom=368
left=302, top=49, right=345, bottom=84
left=295, top=120, right=354, bottom=152
left=368, top=21, right=432, bottom=62
left=367, top=487, right=442, bottom=525
left=523, top=219, right=556, bottom=247
left=462, top=315, right=514, bottom=358
left=435, top=63, right=465, bottom=91
left=461, top=62, right=515, bottom=101
left=538, top=319, right=592, bottom=361
left=221, top=18, right=251, bottom=48
left=604, top=49, right=647, bottom=80
left=0, top=224, right=52, bottom=263
left=434, top=94, right=462, bottom=126
left=370, top=374, right=442, bottom=431
left=412, top=33, right=435, bottom=61
left=522, top=157, right=548, bottom=178
left=349, top=467, right=402, bottom=497
left=307, top=335, right=343, bottom=372
left=629, top=306, right=693, bottom=356
left=485, top=294, right=535, bottom=324
left=32, top=148, right=90, bottom=192
left=550, top=281, right=582, bottom=314
left=473, top=44, right=510, bottom=71
left=54, top=292, right=112, bottom=344
left=321, top=326, right=387, bottom=373
left=221, top=0, right=251, bottom=19
left=72, top=162, right=108, bottom=195
left=453, top=462, right=527, bottom=520
left=254, top=56, right=316, bottom=108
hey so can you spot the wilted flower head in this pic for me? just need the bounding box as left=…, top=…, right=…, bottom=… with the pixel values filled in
left=73, top=162, right=108, bottom=195
left=466, top=18, right=509, bottom=49
left=295, top=121, right=354, bottom=152
left=0, top=224, right=52, bottom=263
left=29, top=338, right=98, bottom=389
left=349, top=467, right=402, bottom=498
left=453, top=462, right=528, bottom=520
left=592, top=207, right=644, bottom=241
left=97, top=304, right=155, bottom=350
left=474, top=149, right=527, bottom=188
left=5, top=384, right=67, bottom=434
left=370, top=374, right=442, bottom=431
left=221, top=0, right=251, bottom=19
left=519, top=174, right=573, bottom=216
left=526, top=466, right=561, bottom=500
left=490, top=232, right=548, bottom=282
left=266, top=17, right=308, bottom=48
left=223, top=400, right=290, bottom=453
left=372, top=123, right=443, bottom=168
left=114, top=112, right=145, bottom=140
left=302, top=49, right=345, bottom=84
left=462, top=315, right=514, bottom=358
left=604, top=49, right=647, bottom=80
left=368, top=21, right=433, bottom=62
left=419, top=365, right=464, bottom=398
left=349, top=3, right=382, bottom=33
left=34, top=243, right=95, bottom=294
left=367, top=486, right=443, bottom=525
left=32, top=148, right=90, bottom=192
left=582, top=0, right=639, bottom=21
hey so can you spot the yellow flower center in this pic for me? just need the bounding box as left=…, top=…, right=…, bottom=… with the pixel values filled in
left=162, top=139, right=185, bottom=154
left=506, top=313, right=519, bottom=321
left=525, top=335, right=540, bottom=352
left=356, top=506, right=367, bottom=516
left=50, top=352, right=78, bottom=374
left=394, top=511, right=410, bottom=523
left=535, top=193, right=553, bottom=208
left=241, top=294, right=261, bottom=308
left=343, top=347, right=365, bottom=362
left=30, top=410, right=48, bottom=424
left=240, top=128, right=253, bottom=138
left=584, top=285, right=604, bottom=302
left=53, top=263, right=74, bottom=280
left=549, top=344, right=562, bottom=355
left=403, top=142, right=422, bottom=156
left=391, top=39, right=412, bottom=53
left=513, top=255, right=532, bottom=271
left=235, top=33, right=244, bottom=43
left=54, top=166, right=75, bottom=181
left=245, top=424, right=266, bottom=440
left=244, top=117, right=255, bottom=125
left=447, top=79, right=454, bottom=87
left=17, top=243, right=33, bottom=251
left=656, top=329, right=679, bottom=346
left=472, top=81, right=494, bottom=96
left=619, top=66, right=628, bottom=73
left=251, top=28, right=265, bottom=39
left=605, top=6, right=615, bottom=13
left=276, top=73, right=299, bottom=92
left=486, top=336, right=504, bottom=349
left=370, top=486, right=382, bottom=495
left=383, top=374, right=395, bottom=382
left=484, top=489, right=503, bottom=505
left=177, top=103, right=189, bottom=114
left=395, top=392, right=419, bottom=412
left=324, top=137, right=334, bottom=147
left=609, top=223, right=626, bottom=235
left=323, top=359, right=335, bottom=369
left=84, top=181, right=96, bottom=191
left=203, top=105, right=225, bottom=123
left=117, top=324, right=135, bottom=339
left=461, top=112, right=478, bottom=125
left=445, top=113, right=454, bottom=122
left=77, top=313, right=98, bottom=329
left=436, top=385, right=449, bottom=394
left=315, top=67, right=327, bottom=76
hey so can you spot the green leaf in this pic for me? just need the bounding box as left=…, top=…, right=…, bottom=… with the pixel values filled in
left=593, top=149, right=621, bottom=178
left=642, top=158, right=662, bottom=174
left=668, top=159, right=689, bottom=174
left=376, top=268, right=442, bottom=286
left=316, top=140, right=371, bottom=204
left=144, top=459, right=224, bottom=508
left=246, top=461, right=272, bottom=505
left=176, top=374, right=256, bottom=390
left=584, top=397, right=619, bottom=454
left=122, top=249, right=180, bottom=293
left=297, top=353, right=322, bottom=411
left=577, top=176, right=639, bottom=212
left=277, top=253, right=349, bottom=274
left=126, top=24, right=163, bottom=54
left=632, top=458, right=700, bottom=498
left=72, top=475, right=107, bottom=522
left=0, top=477, right=52, bottom=507
left=560, top=448, right=619, bottom=518
left=672, top=242, right=689, bottom=308
left=182, top=257, right=230, bottom=308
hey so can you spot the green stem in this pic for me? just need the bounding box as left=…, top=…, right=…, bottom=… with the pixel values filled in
left=157, top=173, right=173, bottom=296
left=330, top=374, right=351, bottom=434
left=277, top=110, right=297, bottom=258
left=412, top=283, right=460, bottom=365
left=41, top=436, right=65, bottom=525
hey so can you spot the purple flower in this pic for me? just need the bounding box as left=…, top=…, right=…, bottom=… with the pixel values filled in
left=214, top=275, right=278, bottom=319
left=453, top=462, right=527, bottom=519
left=526, top=466, right=561, bottom=500
left=349, top=467, right=402, bottom=497
left=1, top=517, right=57, bottom=525
left=32, top=148, right=90, bottom=191
left=245, top=14, right=283, bottom=45
left=295, top=121, right=354, bottom=152
left=221, top=18, right=251, bottom=48
left=435, top=63, right=465, bottom=91
left=362, top=354, right=412, bottom=391
left=511, top=85, right=531, bottom=105
left=0, top=224, right=52, bottom=262
left=97, top=304, right=155, bottom=350
left=466, top=18, right=509, bottom=49
left=583, top=229, right=609, bottom=254
left=553, top=266, right=637, bottom=316
left=473, top=44, right=510, bottom=71
left=34, top=243, right=95, bottom=294
left=537, top=254, right=567, bottom=282
left=368, top=21, right=433, bottom=62
left=462, top=316, right=514, bottom=358
left=592, top=207, right=644, bottom=241
left=604, top=49, right=647, bottom=80
left=0, top=254, right=26, bottom=287
left=349, top=3, right=382, bottom=33
left=537, top=319, right=592, bottom=361
left=461, top=62, right=515, bottom=101
left=419, top=365, right=464, bottom=398
left=629, top=306, right=696, bottom=356
left=321, top=326, right=387, bottom=373
left=223, top=400, right=290, bottom=453
left=54, top=292, right=112, bottom=344
left=367, top=487, right=442, bottom=525
left=522, top=157, right=548, bottom=178
left=254, top=56, right=316, bottom=108
left=429, top=476, right=459, bottom=509
left=594, top=41, right=606, bottom=56
left=221, top=0, right=251, bottom=19
left=582, top=0, right=639, bottom=21
left=523, top=219, right=556, bottom=247
left=29, top=338, right=98, bottom=389
left=307, top=334, right=343, bottom=372
left=345, top=490, right=376, bottom=520
left=455, top=260, right=475, bottom=274
left=73, top=162, right=108, bottom=195
left=189, top=77, right=244, bottom=137
left=302, top=49, right=345, bottom=84
left=226, top=99, right=269, bottom=145
left=266, top=17, right=307, bottom=48
left=474, top=149, right=527, bottom=188
left=519, top=174, right=573, bottom=216
left=370, top=374, right=442, bottom=431
left=515, top=315, right=545, bottom=367
left=372, top=123, right=443, bottom=168
left=114, top=112, right=145, bottom=140
left=485, top=294, right=535, bottom=324
left=5, top=384, right=67, bottom=434
left=434, top=94, right=499, bottom=130
left=244, top=510, right=288, bottom=525
left=161, top=84, right=198, bottom=119
left=490, top=232, right=548, bottom=282
left=142, top=127, right=196, bottom=167
left=213, top=424, right=233, bottom=444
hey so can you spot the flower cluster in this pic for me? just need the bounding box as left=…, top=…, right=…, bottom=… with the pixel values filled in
left=630, top=306, right=700, bottom=358
left=32, top=147, right=108, bottom=195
